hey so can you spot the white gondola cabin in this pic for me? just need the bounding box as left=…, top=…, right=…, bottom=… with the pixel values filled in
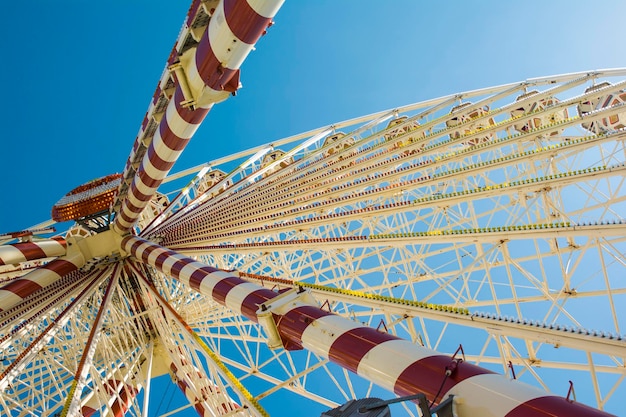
left=510, top=91, right=568, bottom=136
left=446, top=103, right=495, bottom=145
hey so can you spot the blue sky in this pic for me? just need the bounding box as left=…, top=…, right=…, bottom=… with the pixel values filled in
left=2, top=1, right=626, bottom=233
left=1, top=1, right=626, bottom=415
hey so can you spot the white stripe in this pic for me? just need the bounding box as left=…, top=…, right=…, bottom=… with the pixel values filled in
left=160, top=253, right=185, bottom=277
left=300, top=315, right=361, bottom=358
left=132, top=239, right=153, bottom=260
left=30, top=253, right=83, bottom=287
left=0, top=246, right=25, bottom=264
left=209, top=2, right=254, bottom=69
left=198, top=270, right=233, bottom=298
left=132, top=176, right=159, bottom=202
left=117, top=209, right=135, bottom=230
left=184, top=50, right=205, bottom=94
left=65, top=252, right=85, bottom=268
left=224, top=282, right=259, bottom=315
left=145, top=246, right=168, bottom=267
left=27, top=271, right=58, bottom=290
left=39, top=240, right=66, bottom=258
left=126, top=185, right=151, bottom=209
left=246, top=0, right=285, bottom=18
left=179, top=261, right=212, bottom=283
left=143, top=152, right=179, bottom=183
left=114, top=216, right=132, bottom=233
left=442, top=373, right=546, bottom=417
left=356, top=339, right=439, bottom=392
left=164, top=100, right=198, bottom=139
left=0, top=290, right=24, bottom=309
left=152, top=135, right=185, bottom=163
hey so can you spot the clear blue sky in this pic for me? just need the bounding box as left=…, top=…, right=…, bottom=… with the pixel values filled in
left=1, top=1, right=625, bottom=415
left=2, top=1, right=626, bottom=232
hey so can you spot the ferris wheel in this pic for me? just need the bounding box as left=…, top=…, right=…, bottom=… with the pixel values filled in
left=1, top=1, right=625, bottom=416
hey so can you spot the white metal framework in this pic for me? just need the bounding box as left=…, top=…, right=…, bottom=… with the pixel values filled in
left=1, top=69, right=625, bottom=416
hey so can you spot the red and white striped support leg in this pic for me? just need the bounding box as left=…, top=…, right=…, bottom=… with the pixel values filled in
left=0, top=251, right=84, bottom=312
left=112, top=86, right=212, bottom=235
left=185, top=0, right=285, bottom=104
left=81, top=379, right=139, bottom=417
left=169, top=361, right=240, bottom=416
left=0, top=236, right=66, bottom=265
left=113, top=0, right=284, bottom=235
left=123, top=236, right=614, bottom=417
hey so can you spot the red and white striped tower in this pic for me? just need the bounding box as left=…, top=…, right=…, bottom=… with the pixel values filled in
left=0, top=237, right=67, bottom=265
left=0, top=250, right=84, bottom=312
left=123, top=236, right=616, bottom=417
left=0, top=237, right=67, bottom=266
left=169, top=360, right=241, bottom=416
left=80, top=379, right=139, bottom=417
left=113, top=0, right=284, bottom=234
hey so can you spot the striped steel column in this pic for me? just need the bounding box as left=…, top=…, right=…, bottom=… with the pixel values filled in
left=123, top=236, right=614, bottom=417
left=0, top=251, right=84, bottom=312
left=81, top=379, right=138, bottom=417
left=112, top=84, right=212, bottom=234
left=113, top=0, right=284, bottom=235
left=0, top=237, right=66, bottom=266
left=169, top=361, right=240, bottom=416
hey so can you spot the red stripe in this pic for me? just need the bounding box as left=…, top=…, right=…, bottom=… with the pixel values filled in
left=43, top=259, right=78, bottom=277
left=394, top=355, right=493, bottom=401
left=126, top=238, right=143, bottom=255
left=277, top=306, right=333, bottom=350
left=52, top=236, right=67, bottom=248
left=195, top=27, right=237, bottom=91
left=104, top=379, right=122, bottom=395
left=152, top=85, right=162, bottom=105
left=174, top=87, right=210, bottom=124
left=185, top=0, right=203, bottom=26
left=328, top=327, right=397, bottom=373
left=223, top=0, right=273, bottom=44
left=505, top=396, right=614, bottom=417
left=117, top=207, right=134, bottom=224
left=154, top=251, right=171, bottom=271
left=139, top=243, right=160, bottom=264
left=158, top=116, right=191, bottom=150
left=18, top=242, right=47, bottom=260
left=135, top=163, right=166, bottom=191
left=146, top=144, right=180, bottom=175
left=127, top=185, right=153, bottom=210
left=170, top=258, right=193, bottom=277
left=240, top=288, right=276, bottom=321
left=194, top=403, right=207, bottom=415
left=81, top=406, right=97, bottom=417
left=178, top=380, right=190, bottom=391
left=2, top=279, right=42, bottom=298
left=189, top=266, right=219, bottom=291
left=211, top=276, right=246, bottom=305
left=111, top=388, right=133, bottom=417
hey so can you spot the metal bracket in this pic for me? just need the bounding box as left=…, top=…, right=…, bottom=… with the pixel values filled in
left=256, top=287, right=318, bottom=350
left=358, top=393, right=456, bottom=417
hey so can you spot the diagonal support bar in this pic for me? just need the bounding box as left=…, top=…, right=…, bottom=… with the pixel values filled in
left=61, top=265, right=121, bottom=417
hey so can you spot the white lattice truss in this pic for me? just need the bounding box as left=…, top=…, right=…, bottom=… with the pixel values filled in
left=1, top=70, right=625, bottom=416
